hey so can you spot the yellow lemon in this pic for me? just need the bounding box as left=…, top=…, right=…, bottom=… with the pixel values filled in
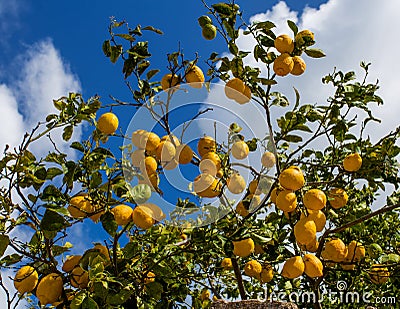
left=62, top=255, right=82, bottom=273
left=303, top=254, right=323, bottom=278
left=231, top=141, right=249, bottom=160
left=132, top=129, right=148, bottom=148
left=291, top=56, right=306, bottom=76
left=235, top=201, right=249, bottom=217
left=36, top=273, right=63, bottom=305
left=67, top=194, right=91, bottom=219
left=193, top=173, right=221, bottom=198
left=155, top=140, right=176, bottom=162
left=303, top=189, right=327, bottom=211
left=259, top=264, right=274, bottom=283
left=70, top=266, right=89, bottom=289
left=140, top=132, right=160, bottom=153
left=273, top=53, right=294, bottom=77
left=111, top=205, right=134, bottom=225
left=233, top=238, right=255, bottom=257
left=281, top=256, right=305, bottom=279
left=234, top=84, right=252, bottom=104
left=160, top=134, right=180, bottom=147
left=346, top=240, right=365, bottom=262
left=328, top=188, right=348, bottom=209
left=132, top=205, right=155, bottom=229
left=14, top=266, right=38, bottom=294
left=221, top=258, right=233, bottom=270
left=295, top=30, right=315, bottom=47
left=202, top=24, right=217, bottom=40
left=130, top=149, right=145, bottom=167
left=224, top=78, right=245, bottom=100
left=294, top=217, right=317, bottom=245
left=301, top=210, right=326, bottom=232
left=369, top=265, right=390, bottom=284
left=279, top=166, right=305, bottom=191
left=274, top=34, right=294, bottom=53
left=321, top=239, right=348, bottom=262
left=175, top=144, right=193, bottom=164
left=199, top=152, right=221, bottom=176
left=343, top=153, right=362, bottom=172
left=276, top=189, right=297, bottom=212
left=244, top=260, right=262, bottom=278
left=93, top=244, right=110, bottom=261
left=97, top=112, right=119, bottom=135
left=161, top=73, right=180, bottom=91
left=140, top=156, right=158, bottom=175
left=227, top=173, right=246, bottom=194
left=197, top=136, right=216, bottom=157
left=186, top=65, right=205, bottom=88
left=261, top=151, right=276, bottom=169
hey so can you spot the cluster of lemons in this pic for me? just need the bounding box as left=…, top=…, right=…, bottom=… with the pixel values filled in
left=198, top=15, right=217, bottom=41
left=161, top=64, right=205, bottom=92
left=272, top=30, right=314, bottom=77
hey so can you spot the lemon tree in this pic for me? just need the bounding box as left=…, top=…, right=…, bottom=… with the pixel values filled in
left=0, top=1, right=399, bottom=309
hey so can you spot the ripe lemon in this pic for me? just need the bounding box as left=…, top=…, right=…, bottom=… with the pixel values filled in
left=294, top=217, right=317, bottom=245
left=328, top=188, right=348, bottom=209
left=160, top=134, right=180, bottom=146
left=273, top=53, right=294, bottom=77
left=301, top=210, right=326, bottom=232
left=247, top=194, right=261, bottom=212
left=139, top=203, right=165, bottom=222
left=303, top=254, right=323, bottom=278
left=276, top=189, right=297, bottom=212
left=225, top=78, right=244, bottom=99
left=303, top=189, right=327, bottom=210
left=140, top=156, right=158, bottom=175
left=244, top=260, right=262, bottom=278
left=202, top=24, right=217, bottom=40
left=144, top=271, right=156, bottom=284
left=70, top=266, right=89, bottom=289
left=270, top=187, right=279, bottom=204
left=140, top=132, right=160, bottom=153
left=199, top=152, right=221, bottom=176
left=343, top=153, right=362, bottom=172
left=93, top=244, right=110, bottom=261
left=175, top=144, right=193, bottom=164
left=97, top=112, right=119, bottom=135
left=130, top=149, right=145, bottom=167
left=369, top=265, right=390, bottom=284
left=235, top=201, right=249, bottom=217
left=221, top=258, right=233, bottom=270
left=62, top=255, right=82, bottom=272
left=261, top=151, right=276, bottom=169
left=111, top=204, right=134, bottom=225
left=193, top=173, right=221, bottom=198
left=281, top=256, right=305, bottom=279
left=274, top=34, right=294, bottom=53
left=298, top=237, right=319, bottom=253
left=200, top=289, right=211, bottom=300
left=197, top=136, right=216, bottom=157
left=161, top=73, right=180, bottom=91
left=321, top=239, right=348, bottom=262
left=132, top=129, right=148, bottom=148
left=234, top=84, right=252, bottom=104
left=132, top=205, right=155, bottom=229
left=156, top=140, right=176, bottom=162
left=36, top=273, right=63, bottom=305
left=68, top=194, right=91, bottom=219
left=295, top=29, right=315, bottom=47
left=248, top=179, right=261, bottom=195
left=291, top=56, right=306, bottom=76
left=14, top=266, right=38, bottom=294
left=231, top=141, right=249, bottom=160
left=186, top=65, right=205, bottom=88
left=233, top=238, right=255, bottom=257
left=279, top=166, right=305, bottom=191
left=227, top=173, right=246, bottom=194
left=347, top=240, right=365, bottom=262
left=259, top=264, right=274, bottom=283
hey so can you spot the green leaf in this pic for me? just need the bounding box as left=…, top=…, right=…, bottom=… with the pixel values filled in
left=107, top=287, right=134, bottom=305
left=293, top=87, right=300, bottom=109
left=0, top=235, right=9, bottom=257
left=283, top=135, right=302, bottom=143
left=110, top=45, right=123, bottom=64
left=52, top=242, right=73, bottom=257
left=70, top=291, right=87, bottom=309
left=146, top=69, right=160, bottom=80
left=81, top=297, right=99, bottom=309
left=115, top=33, right=135, bottom=42
left=304, top=48, right=326, bottom=58
left=102, top=40, right=111, bottom=57
left=287, top=20, right=298, bottom=35
left=142, top=25, right=163, bottom=35
left=230, top=57, right=243, bottom=77
left=0, top=254, right=22, bottom=266
left=40, top=209, right=70, bottom=233
left=101, top=212, right=117, bottom=237
left=70, top=141, right=85, bottom=152
left=130, top=184, right=152, bottom=204
left=41, top=185, right=63, bottom=201
left=46, top=167, right=63, bottom=180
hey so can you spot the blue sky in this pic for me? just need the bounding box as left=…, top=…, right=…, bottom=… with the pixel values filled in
left=1, top=0, right=400, bottom=306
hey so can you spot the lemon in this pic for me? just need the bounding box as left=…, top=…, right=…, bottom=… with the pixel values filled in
left=343, top=153, right=362, bottom=172
left=67, top=194, right=91, bottom=219
left=273, top=53, right=294, bottom=77
left=97, top=112, right=119, bottom=135
left=233, top=238, right=255, bottom=257
left=140, top=132, right=161, bottom=153
left=200, top=289, right=211, bottom=300
left=281, top=256, right=305, bottom=279
left=132, top=129, right=148, bottom=148
left=144, top=271, right=156, bottom=284
left=140, top=156, right=158, bottom=175
left=303, top=189, right=327, bottom=210
left=199, top=152, right=221, bottom=176
left=70, top=266, right=89, bottom=289
left=160, top=134, right=180, bottom=147
left=247, top=194, right=261, bottom=212
left=138, top=172, right=160, bottom=191
left=130, top=149, right=145, bottom=167
left=186, top=65, right=205, bottom=88
left=294, top=217, right=317, bottom=245
left=227, top=173, right=246, bottom=194
left=111, top=204, right=134, bottom=225
left=369, top=265, right=390, bottom=284
left=301, top=210, right=326, bottom=232
left=140, top=203, right=165, bottom=222
left=259, top=264, right=274, bottom=283
left=132, top=205, right=155, bottom=229
left=295, top=30, right=315, bottom=47
left=193, top=173, right=221, bottom=198
left=276, top=189, right=297, bottom=212
left=36, top=273, right=63, bottom=305
left=291, top=56, right=306, bottom=76
left=279, top=166, right=305, bottom=191
left=197, top=136, right=216, bottom=157
left=298, top=237, right=319, bottom=253
left=235, top=201, right=249, bottom=217
left=161, top=73, right=180, bottom=91
left=248, top=179, right=261, bottom=195
left=202, top=24, right=217, bottom=40
left=175, top=144, right=193, bottom=164
left=234, top=84, right=252, bottom=104
left=156, top=140, right=176, bottom=162
left=244, top=260, right=262, bottom=278
left=225, top=78, right=245, bottom=99
left=62, top=255, right=82, bottom=272
left=303, top=254, right=323, bottom=278
left=221, top=258, right=233, bottom=270
left=231, top=141, right=249, bottom=160
left=261, top=151, right=276, bottom=169
left=347, top=240, right=365, bottom=262
left=14, top=266, right=38, bottom=294
left=270, top=187, right=279, bottom=204
left=93, top=244, right=110, bottom=261
left=328, top=188, right=348, bottom=209
left=274, top=34, right=294, bottom=53
left=198, top=15, right=212, bottom=27
left=321, top=239, right=348, bottom=262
